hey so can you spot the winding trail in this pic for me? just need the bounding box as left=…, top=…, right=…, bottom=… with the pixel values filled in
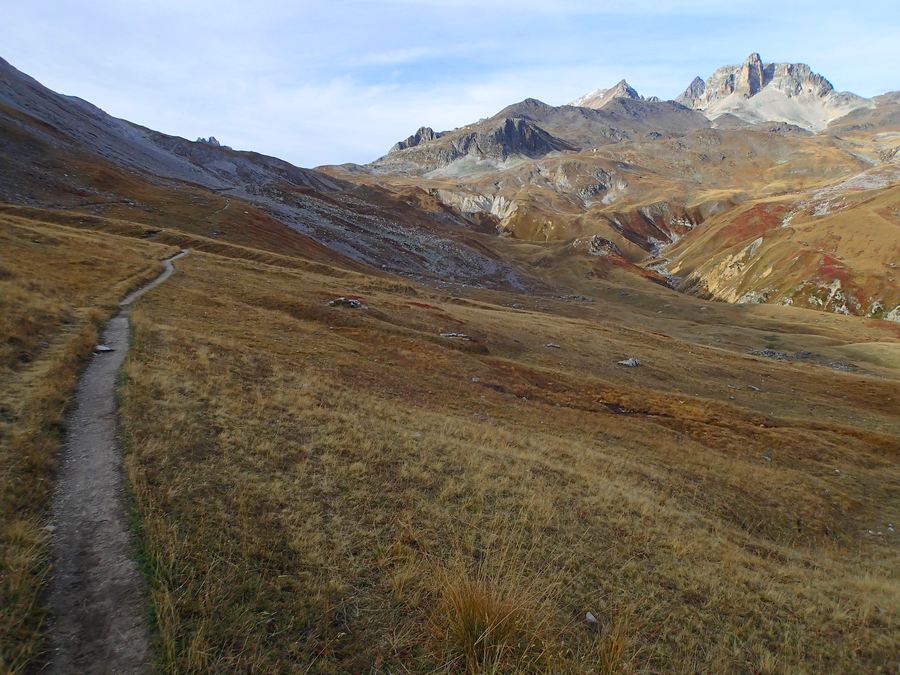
left=47, top=250, right=187, bottom=673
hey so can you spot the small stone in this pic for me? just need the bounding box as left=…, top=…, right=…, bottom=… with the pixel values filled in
left=440, top=332, right=472, bottom=340
left=617, top=357, right=641, bottom=367
left=584, top=612, right=599, bottom=630
left=470, top=376, right=480, bottom=383
left=545, top=343, right=561, bottom=349
left=94, top=344, right=114, bottom=353
left=328, top=297, right=364, bottom=309
left=748, top=385, right=761, bottom=391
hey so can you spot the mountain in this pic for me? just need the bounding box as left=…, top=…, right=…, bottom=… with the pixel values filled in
left=317, top=53, right=900, bottom=320
left=569, top=79, right=642, bottom=109
left=2, top=53, right=897, bottom=321
left=376, top=113, right=576, bottom=175
left=5, top=45, right=899, bottom=675
left=676, top=52, right=873, bottom=130
left=0, top=55, right=526, bottom=286
left=371, top=97, right=708, bottom=176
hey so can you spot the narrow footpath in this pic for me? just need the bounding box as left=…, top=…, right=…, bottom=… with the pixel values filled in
left=47, top=250, right=187, bottom=673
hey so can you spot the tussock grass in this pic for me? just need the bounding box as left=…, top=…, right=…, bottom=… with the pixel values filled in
left=0, top=213, right=173, bottom=671
left=429, top=524, right=562, bottom=673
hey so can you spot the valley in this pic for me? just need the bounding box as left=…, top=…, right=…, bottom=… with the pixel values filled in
left=0, top=47, right=898, bottom=673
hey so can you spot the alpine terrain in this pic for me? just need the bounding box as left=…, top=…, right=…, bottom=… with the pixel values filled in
left=1, top=46, right=898, bottom=674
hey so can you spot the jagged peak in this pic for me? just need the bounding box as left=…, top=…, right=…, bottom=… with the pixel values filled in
left=390, top=126, right=445, bottom=153
left=569, top=79, right=641, bottom=109
left=744, top=52, right=763, bottom=65
left=675, top=52, right=869, bottom=130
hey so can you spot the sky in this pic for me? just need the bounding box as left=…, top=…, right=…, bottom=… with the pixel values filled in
left=2, top=1, right=898, bottom=167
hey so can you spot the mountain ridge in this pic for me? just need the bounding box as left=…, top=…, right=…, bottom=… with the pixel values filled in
left=674, top=52, right=873, bottom=129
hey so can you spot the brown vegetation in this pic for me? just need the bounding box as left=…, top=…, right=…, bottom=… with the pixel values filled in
left=2, top=204, right=897, bottom=672
left=114, top=235, right=898, bottom=671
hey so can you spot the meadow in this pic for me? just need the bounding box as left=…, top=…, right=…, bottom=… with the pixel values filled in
left=120, top=236, right=898, bottom=671
left=1, top=207, right=897, bottom=672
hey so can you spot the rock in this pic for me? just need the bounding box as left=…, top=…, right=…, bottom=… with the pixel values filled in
left=676, top=76, right=706, bottom=106
left=470, top=376, right=480, bottom=383
left=389, top=126, right=444, bottom=152
left=440, top=332, right=472, bottom=341
left=328, top=297, right=365, bottom=309
left=94, top=344, right=114, bottom=353
left=750, top=348, right=790, bottom=360
left=196, top=136, right=221, bottom=147
left=587, top=235, right=623, bottom=257
left=749, top=348, right=858, bottom=372
left=584, top=612, right=599, bottom=630
left=617, top=357, right=641, bottom=367
left=545, top=343, right=561, bottom=349
left=748, top=385, right=761, bottom=391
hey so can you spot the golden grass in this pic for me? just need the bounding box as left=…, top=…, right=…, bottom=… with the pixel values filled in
left=116, top=245, right=899, bottom=672
left=0, top=212, right=174, bottom=672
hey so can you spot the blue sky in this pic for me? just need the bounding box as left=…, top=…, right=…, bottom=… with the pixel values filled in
left=3, top=1, right=898, bottom=167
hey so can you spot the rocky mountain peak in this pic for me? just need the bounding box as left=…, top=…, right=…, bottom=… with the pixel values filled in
left=739, top=52, right=765, bottom=97
left=390, top=126, right=445, bottom=153
left=569, top=79, right=641, bottom=110
left=675, top=52, right=871, bottom=129
left=676, top=76, right=706, bottom=106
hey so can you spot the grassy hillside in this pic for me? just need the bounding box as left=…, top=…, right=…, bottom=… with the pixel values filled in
left=2, top=206, right=897, bottom=672
left=666, top=179, right=900, bottom=317
left=117, top=237, right=898, bottom=671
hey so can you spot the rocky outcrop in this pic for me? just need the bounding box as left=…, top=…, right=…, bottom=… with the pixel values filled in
left=373, top=117, right=574, bottom=175
left=587, top=235, right=623, bottom=257
left=676, top=52, right=872, bottom=129
left=676, top=77, right=706, bottom=106
left=433, top=189, right=518, bottom=230
left=390, top=126, right=445, bottom=152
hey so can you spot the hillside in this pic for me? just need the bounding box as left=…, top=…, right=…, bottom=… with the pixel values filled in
left=4, top=203, right=899, bottom=672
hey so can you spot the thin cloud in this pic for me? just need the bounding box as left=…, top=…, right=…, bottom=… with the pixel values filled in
left=1, top=0, right=897, bottom=166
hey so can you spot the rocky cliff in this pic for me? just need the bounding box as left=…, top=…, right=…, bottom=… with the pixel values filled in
left=676, top=52, right=872, bottom=129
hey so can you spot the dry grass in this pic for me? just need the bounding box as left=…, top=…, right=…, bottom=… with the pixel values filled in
left=0, top=212, right=174, bottom=672
left=429, top=526, right=561, bottom=673
left=115, top=245, right=899, bottom=672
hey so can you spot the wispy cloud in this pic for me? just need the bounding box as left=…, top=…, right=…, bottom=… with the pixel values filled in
left=1, top=0, right=897, bottom=166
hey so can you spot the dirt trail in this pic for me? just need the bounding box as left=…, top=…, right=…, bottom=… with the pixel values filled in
left=46, top=250, right=187, bottom=674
